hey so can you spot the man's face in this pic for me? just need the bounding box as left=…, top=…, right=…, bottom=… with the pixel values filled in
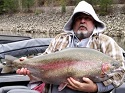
left=73, top=13, right=95, bottom=40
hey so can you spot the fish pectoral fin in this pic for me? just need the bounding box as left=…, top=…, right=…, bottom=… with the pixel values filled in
left=58, top=82, right=68, bottom=91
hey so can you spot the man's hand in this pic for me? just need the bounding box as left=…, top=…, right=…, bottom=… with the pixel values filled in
left=16, top=57, right=30, bottom=75
left=16, top=57, right=33, bottom=80
left=16, top=68, right=30, bottom=75
left=67, top=77, right=97, bottom=92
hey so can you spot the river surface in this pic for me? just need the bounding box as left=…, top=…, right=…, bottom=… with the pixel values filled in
left=0, top=31, right=125, bottom=51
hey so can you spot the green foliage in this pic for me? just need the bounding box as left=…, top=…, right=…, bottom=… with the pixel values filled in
left=98, top=0, right=113, bottom=15
left=22, top=0, right=34, bottom=12
left=0, top=0, right=4, bottom=14
left=3, top=0, right=18, bottom=13
left=0, top=0, right=115, bottom=15
left=74, top=0, right=82, bottom=5
left=122, top=4, right=125, bottom=14
left=61, top=0, right=66, bottom=13
left=85, top=0, right=98, bottom=5
left=34, top=9, right=41, bottom=15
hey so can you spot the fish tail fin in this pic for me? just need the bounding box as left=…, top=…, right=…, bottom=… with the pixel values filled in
left=1, top=65, right=15, bottom=73
left=5, top=55, right=18, bottom=62
left=3, top=55, right=18, bottom=67
left=0, top=55, right=18, bottom=73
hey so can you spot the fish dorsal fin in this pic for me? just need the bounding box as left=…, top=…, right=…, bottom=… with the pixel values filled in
left=58, top=82, right=68, bottom=91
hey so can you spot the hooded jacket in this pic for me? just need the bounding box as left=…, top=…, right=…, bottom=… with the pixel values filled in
left=63, top=1, right=106, bottom=34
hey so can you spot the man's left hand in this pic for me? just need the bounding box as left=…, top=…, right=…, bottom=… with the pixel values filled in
left=67, top=77, right=97, bottom=92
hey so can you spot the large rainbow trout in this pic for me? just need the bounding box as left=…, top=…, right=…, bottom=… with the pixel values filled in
left=1, top=48, right=125, bottom=91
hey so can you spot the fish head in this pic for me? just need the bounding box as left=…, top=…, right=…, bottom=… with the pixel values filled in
left=101, top=64, right=125, bottom=87
left=92, top=62, right=120, bottom=82
left=101, top=60, right=121, bottom=74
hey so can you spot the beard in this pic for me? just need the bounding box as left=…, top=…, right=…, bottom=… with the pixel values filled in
left=74, top=30, right=92, bottom=40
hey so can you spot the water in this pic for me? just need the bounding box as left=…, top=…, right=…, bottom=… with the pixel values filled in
left=0, top=31, right=57, bottom=38
left=0, top=31, right=125, bottom=50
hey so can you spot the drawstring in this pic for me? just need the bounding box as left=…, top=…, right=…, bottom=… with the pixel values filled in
left=67, top=33, right=79, bottom=48
left=92, top=33, right=101, bottom=52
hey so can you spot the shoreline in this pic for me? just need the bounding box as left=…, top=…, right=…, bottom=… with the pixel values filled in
left=0, top=6, right=125, bottom=38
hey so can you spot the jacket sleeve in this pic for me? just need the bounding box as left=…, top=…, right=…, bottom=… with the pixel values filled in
left=97, top=83, right=114, bottom=93
left=99, top=34, right=124, bottom=63
left=97, top=34, right=125, bottom=93
left=43, top=33, right=70, bottom=54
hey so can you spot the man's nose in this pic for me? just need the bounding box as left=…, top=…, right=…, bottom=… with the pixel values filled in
left=80, top=18, right=86, bottom=23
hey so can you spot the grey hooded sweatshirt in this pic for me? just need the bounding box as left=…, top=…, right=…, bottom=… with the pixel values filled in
left=63, top=0, right=107, bottom=48
left=63, top=0, right=106, bottom=33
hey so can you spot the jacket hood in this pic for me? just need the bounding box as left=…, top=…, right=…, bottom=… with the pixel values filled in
left=63, top=1, right=106, bottom=33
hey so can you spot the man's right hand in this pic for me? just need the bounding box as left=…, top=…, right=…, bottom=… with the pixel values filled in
left=16, top=68, right=34, bottom=81
left=16, top=57, right=33, bottom=80
left=16, top=57, right=40, bottom=82
left=16, top=68, right=30, bottom=75
left=16, top=56, right=30, bottom=75
left=16, top=57, right=30, bottom=75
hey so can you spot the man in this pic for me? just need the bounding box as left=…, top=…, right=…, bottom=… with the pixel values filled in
left=16, top=1, right=124, bottom=93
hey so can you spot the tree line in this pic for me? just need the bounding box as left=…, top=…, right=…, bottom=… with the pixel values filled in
left=0, top=0, right=125, bottom=15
